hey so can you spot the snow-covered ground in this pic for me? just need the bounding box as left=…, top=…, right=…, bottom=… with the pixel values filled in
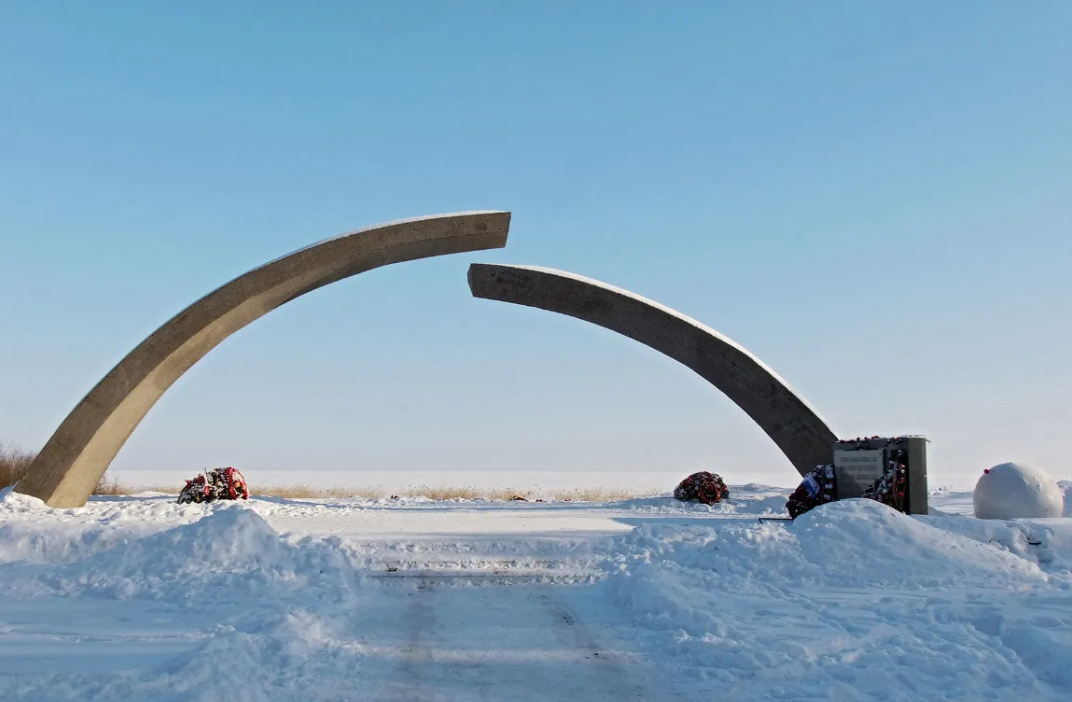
left=1, top=484, right=1070, bottom=701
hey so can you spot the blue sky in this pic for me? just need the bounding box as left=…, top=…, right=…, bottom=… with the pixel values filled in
left=2, top=2, right=1070, bottom=486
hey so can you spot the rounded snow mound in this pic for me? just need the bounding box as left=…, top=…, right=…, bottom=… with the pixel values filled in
left=13, top=505, right=357, bottom=601
left=100, top=504, right=285, bottom=573
left=974, top=462, right=1064, bottom=520
left=791, top=499, right=1041, bottom=583
left=613, top=498, right=1047, bottom=590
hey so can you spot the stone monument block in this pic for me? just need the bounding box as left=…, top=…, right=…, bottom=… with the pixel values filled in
left=834, top=436, right=929, bottom=515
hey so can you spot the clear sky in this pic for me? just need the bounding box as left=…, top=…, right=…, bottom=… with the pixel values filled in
left=2, top=2, right=1070, bottom=487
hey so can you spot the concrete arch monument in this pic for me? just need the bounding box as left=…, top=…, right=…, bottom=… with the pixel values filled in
left=467, top=263, right=837, bottom=476
left=17, top=212, right=511, bottom=507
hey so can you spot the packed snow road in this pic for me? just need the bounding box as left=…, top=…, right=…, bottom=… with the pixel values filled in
left=355, top=583, right=698, bottom=701
left=0, top=485, right=1070, bottom=701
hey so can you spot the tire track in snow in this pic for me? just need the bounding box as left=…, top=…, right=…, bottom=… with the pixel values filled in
left=538, top=593, right=652, bottom=700
left=366, top=580, right=692, bottom=702
left=382, top=577, right=437, bottom=702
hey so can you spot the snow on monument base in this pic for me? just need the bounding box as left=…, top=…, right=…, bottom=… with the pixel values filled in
left=973, top=462, right=1063, bottom=519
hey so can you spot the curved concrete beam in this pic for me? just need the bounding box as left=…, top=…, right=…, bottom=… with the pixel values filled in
left=18, top=212, right=511, bottom=507
left=467, top=264, right=836, bottom=477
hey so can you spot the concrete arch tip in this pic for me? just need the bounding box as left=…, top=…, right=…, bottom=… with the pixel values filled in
left=467, top=262, right=838, bottom=477
left=17, top=211, right=511, bottom=508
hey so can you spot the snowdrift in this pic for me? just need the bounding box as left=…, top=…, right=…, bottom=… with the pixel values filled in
left=0, top=505, right=361, bottom=602
left=608, top=499, right=1072, bottom=699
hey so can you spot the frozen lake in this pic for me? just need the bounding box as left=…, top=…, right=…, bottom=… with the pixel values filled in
left=110, top=468, right=741, bottom=496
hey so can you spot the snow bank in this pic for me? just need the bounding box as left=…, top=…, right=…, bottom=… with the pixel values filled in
left=613, top=499, right=1048, bottom=589
left=1, top=506, right=361, bottom=602
left=608, top=499, right=1072, bottom=699
left=0, top=490, right=224, bottom=565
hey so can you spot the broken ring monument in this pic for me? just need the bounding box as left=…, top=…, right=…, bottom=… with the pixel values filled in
left=16, top=212, right=927, bottom=513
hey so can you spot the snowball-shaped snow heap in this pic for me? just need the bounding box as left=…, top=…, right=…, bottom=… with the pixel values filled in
left=973, top=462, right=1064, bottom=519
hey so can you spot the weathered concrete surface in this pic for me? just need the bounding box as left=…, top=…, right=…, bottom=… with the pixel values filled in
left=468, top=264, right=837, bottom=477
left=17, top=212, right=511, bottom=508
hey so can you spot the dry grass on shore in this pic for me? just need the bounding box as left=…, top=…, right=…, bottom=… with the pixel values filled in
left=2, top=443, right=126, bottom=496
left=0, top=443, right=35, bottom=490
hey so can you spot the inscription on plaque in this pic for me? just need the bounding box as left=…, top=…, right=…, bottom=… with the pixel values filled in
left=834, top=449, right=886, bottom=498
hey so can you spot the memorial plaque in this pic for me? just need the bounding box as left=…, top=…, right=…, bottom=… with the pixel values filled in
left=834, top=449, right=886, bottom=498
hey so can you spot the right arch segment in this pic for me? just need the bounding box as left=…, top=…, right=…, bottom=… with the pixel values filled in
left=467, top=264, right=837, bottom=477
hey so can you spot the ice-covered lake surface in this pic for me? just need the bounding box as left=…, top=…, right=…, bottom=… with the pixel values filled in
left=110, top=468, right=734, bottom=495
left=1, top=483, right=1070, bottom=701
